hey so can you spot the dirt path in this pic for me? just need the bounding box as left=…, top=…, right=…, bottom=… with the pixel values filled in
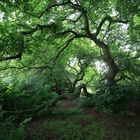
left=56, top=99, right=80, bottom=109
left=26, top=99, right=140, bottom=140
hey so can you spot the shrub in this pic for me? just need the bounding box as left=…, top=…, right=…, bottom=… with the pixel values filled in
left=80, top=97, right=96, bottom=108
left=0, top=84, right=59, bottom=119
left=94, top=84, right=138, bottom=112
left=0, top=117, right=30, bottom=140
left=80, top=84, right=139, bottom=113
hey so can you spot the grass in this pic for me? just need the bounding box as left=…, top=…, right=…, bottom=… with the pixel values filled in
left=26, top=114, right=107, bottom=140
left=25, top=105, right=140, bottom=140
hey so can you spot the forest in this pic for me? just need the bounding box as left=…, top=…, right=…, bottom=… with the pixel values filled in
left=0, top=0, right=140, bottom=139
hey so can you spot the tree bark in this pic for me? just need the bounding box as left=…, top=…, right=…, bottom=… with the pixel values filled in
left=102, top=45, right=118, bottom=86
left=72, top=83, right=92, bottom=98
left=90, top=37, right=118, bottom=86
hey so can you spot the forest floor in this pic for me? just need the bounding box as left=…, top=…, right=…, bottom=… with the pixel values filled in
left=26, top=99, right=140, bottom=140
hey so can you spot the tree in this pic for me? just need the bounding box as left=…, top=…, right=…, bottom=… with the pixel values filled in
left=0, top=0, right=139, bottom=88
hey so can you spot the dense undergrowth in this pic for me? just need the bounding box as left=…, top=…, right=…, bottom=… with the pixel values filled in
left=24, top=107, right=140, bottom=140
left=81, top=84, right=140, bottom=112
left=0, top=79, right=140, bottom=139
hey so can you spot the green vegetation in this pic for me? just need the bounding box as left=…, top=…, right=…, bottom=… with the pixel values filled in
left=0, top=0, right=140, bottom=139
left=25, top=111, right=140, bottom=140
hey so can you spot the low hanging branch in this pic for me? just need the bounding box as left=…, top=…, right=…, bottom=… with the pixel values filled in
left=72, top=83, right=93, bottom=99
left=0, top=22, right=56, bottom=62
left=66, top=59, right=93, bottom=97
left=21, top=23, right=56, bottom=35
left=3, top=96, right=61, bottom=116
left=0, top=53, right=22, bottom=61
left=95, top=15, right=128, bottom=38
left=72, top=62, right=85, bottom=90
left=4, top=102, right=47, bottom=116
left=0, top=65, right=52, bottom=72
left=52, top=36, right=76, bottom=68
left=67, top=59, right=87, bottom=93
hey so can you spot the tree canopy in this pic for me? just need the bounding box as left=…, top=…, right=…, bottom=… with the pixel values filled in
left=0, top=0, right=139, bottom=87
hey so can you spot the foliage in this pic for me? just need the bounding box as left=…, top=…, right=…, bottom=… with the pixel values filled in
left=80, top=83, right=139, bottom=112
left=0, top=0, right=139, bottom=94
left=80, top=97, right=96, bottom=108
left=0, top=0, right=139, bottom=87
left=0, top=116, right=32, bottom=140
left=0, top=81, right=59, bottom=119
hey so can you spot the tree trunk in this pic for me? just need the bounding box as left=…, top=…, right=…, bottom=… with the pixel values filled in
left=92, top=38, right=118, bottom=86
left=102, top=46, right=118, bottom=86
left=72, top=83, right=92, bottom=98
